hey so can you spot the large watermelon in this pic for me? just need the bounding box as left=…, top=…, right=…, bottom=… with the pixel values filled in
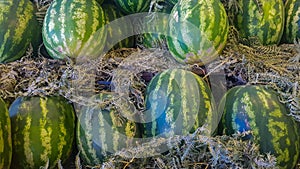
left=0, top=0, right=41, bottom=63
left=143, top=68, right=218, bottom=138
left=9, top=96, right=75, bottom=169
left=283, top=0, right=300, bottom=43
left=218, top=85, right=300, bottom=169
left=166, top=0, right=229, bottom=64
left=0, top=97, right=11, bottom=169
left=76, top=93, right=141, bottom=166
left=234, top=0, right=285, bottom=45
left=42, top=0, right=107, bottom=60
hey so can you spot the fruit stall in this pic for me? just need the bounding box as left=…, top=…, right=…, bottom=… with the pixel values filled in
left=0, top=0, right=299, bottom=168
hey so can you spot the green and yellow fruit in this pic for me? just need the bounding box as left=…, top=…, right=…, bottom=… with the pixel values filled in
left=9, top=96, right=75, bottom=169
left=218, top=85, right=300, bottom=169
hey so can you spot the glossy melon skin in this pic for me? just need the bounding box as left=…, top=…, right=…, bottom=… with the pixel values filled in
left=143, top=69, right=218, bottom=138
left=0, top=0, right=41, bottom=63
left=42, top=0, right=107, bottom=60
left=0, top=97, right=12, bottom=169
left=218, top=85, right=300, bottom=169
left=76, top=93, right=141, bottom=166
left=9, top=96, right=75, bottom=169
left=283, top=0, right=300, bottom=43
left=234, top=0, right=285, bottom=45
left=166, top=0, right=229, bottom=64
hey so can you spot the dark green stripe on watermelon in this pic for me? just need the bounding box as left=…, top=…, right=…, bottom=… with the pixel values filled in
left=9, top=96, right=75, bottom=169
left=218, top=85, right=300, bottom=169
left=76, top=93, right=141, bottom=166
left=0, top=97, right=12, bottom=169
left=235, top=0, right=284, bottom=45
left=166, top=0, right=229, bottom=64
left=113, top=0, right=151, bottom=14
left=42, top=0, right=107, bottom=59
left=283, top=0, right=300, bottom=43
left=143, top=69, right=218, bottom=138
left=0, top=0, right=41, bottom=63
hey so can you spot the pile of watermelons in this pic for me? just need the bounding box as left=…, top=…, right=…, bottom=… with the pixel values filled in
left=0, top=0, right=300, bottom=168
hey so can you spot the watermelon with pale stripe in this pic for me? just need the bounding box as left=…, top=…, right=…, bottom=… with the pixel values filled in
left=166, top=0, right=229, bottom=64
left=0, top=97, right=11, bottom=169
left=218, top=85, right=300, bottom=169
left=113, top=0, right=151, bottom=14
left=283, top=0, right=300, bottom=43
left=42, top=0, right=107, bottom=60
left=76, top=93, right=141, bottom=165
left=103, top=4, right=135, bottom=50
left=234, top=0, right=285, bottom=45
left=0, top=0, right=41, bottom=63
left=143, top=69, right=218, bottom=137
left=9, top=96, right=75, bottom=169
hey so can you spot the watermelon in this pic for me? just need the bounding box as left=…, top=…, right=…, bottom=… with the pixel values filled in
left=42, top=0, right=107, bottom=60
left=283, top=0, right=300, bottom=43
left=103, top=4, right=135, bottom=51
left=166, top=0, right=229, bottom=64
left=113, top=0, right=151, bottom=14
left=0, top=0, right=41, bottom=63
left=0, top=97, right=11, bottom=169
left=76, top=93, right=141, bottom=165
left=218, top=85, right=300, bottom=169
left=234, top=0, right=285, bottom=45
left=9, top=96, right=75, bottom=169
left=143, top=68, right=218, bottom=138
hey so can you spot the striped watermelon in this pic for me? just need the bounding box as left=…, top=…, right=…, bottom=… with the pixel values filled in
left=0, top=97, right=12, bottom=169
left=218, top=85, right=300, bottom=169
left=143, top=69, right=218, bottom=138
left=9, top=96, right=75, bottom=169
left=103, top=4, right=135, bottom=51
left=283, top=0, right=300, bottom=43
left=113, top=0, right=151, bottom=14
left=76, top=93, right=141, bottom=165
left=166, top=0, right=229, bottom=64
left=234, top=0, right=285, bottom=45
left=0, top=0, right=41, bottom=63
left=42, top=0, right=107, bottom=60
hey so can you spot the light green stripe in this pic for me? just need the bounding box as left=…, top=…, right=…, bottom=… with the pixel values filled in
left=13, top=0, right=33, bottom=45
left=56, top=114, right=67, bottom=165
left=39, top=99, right=52, bottom=163
left=87, top=107, right=99, bottom=164
left=24, top=116, right=34, bottom=168
left=98, top=108, right=107, bottom=155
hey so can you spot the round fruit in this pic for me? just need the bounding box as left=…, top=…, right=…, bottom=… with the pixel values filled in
left=0, top=0, right=41, bottom=63
left=283, top=0, right=300, bottom=43
left=42, top=0, right=107, bottom=59
left=234, top=0, right=285, bottom=45
left=218, top=85, right=300, bottom=169
left=166, top=0, right=229, bottom=64
left=76, top=93, right=141, bottom=165
left=143, top=68, right=218, bottom=137
left=9, top=96, right=75, bottom=169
